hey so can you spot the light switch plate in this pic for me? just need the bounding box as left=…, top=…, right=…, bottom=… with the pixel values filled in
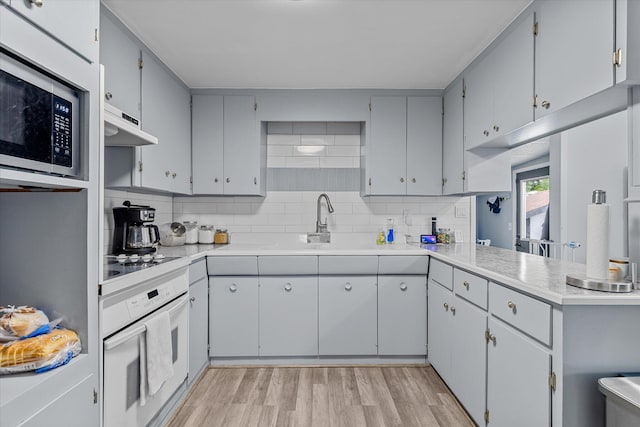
left=455, top=206, right=468, bottom=218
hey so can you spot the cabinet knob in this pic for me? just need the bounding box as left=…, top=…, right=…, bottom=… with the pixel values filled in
left=541, top=100, right=551, bottom=110
left=254, top=177, right=257, bottom=185
left=507, top=300, right=517, bottom=313
left=493, top=125, right=499, bottom=132
left=483, top=130, right=489, bottom=137
left=411, top=178, right=416, bottom=183
left=399, top=282, right=408, bottom=291
left=400, top=177, right=405, bottom=183
left=229, top=284, right=238, bottom=293
left=29, top=0, right=44, bottom=7
left=105, top=92, right=113, bottom=101
left=190, top=296, right=196, bottom=302
left=165, top=170, right=171, bottom=177
left=463, top=281, right=470, bottom=290
left=450, top=306, right=456, bottom=315
left=344, top=282, right=352, bottom=292
left=284, top=283, right=293, bottom=292
left=226, top=178, right=230, bottom=183
left=214, top=178, right=218, bottom=183
left=172, top=172, right=177, bottom=179
left=443, top=302, right=449, bottom=311
left=485, top=330, right=497, bottom=345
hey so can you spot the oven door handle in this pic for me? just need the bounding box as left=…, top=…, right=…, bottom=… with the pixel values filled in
left=104, top=296, right=188, bottom=351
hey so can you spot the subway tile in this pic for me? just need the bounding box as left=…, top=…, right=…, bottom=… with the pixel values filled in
left=267, top=156, right=287, bottom=168
left=300, top=135, right=334, bottom=146
left=285, top=157, right=320, bottom=168
left=334, top=135, right=361, bottom=146
left=326, top=122, right=361, bottom=135
left=268, top=134, right=300, bottom=145
left=292, top=122, right=327, bottom=135
left=268, top=122, right=293, bottom=134
left=293, top=145, right=327, bottom=157
left=251, top=225, right=286, bottom=232
left=327, top=146, right=360, bottom=157
left=268, top=145, right=294, bottom=157
left=252, top=202, right=286, bottom=214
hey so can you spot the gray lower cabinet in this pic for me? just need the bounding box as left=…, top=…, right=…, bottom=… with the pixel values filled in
left=318, top=276, right=378, bottom=356
left=209, top=276, right=259, bottom=357
left=378, top=275, right=427, bottom=355
left=188, top=275, right=208, bottom=382
left=259, top=276, right=318, bottom=356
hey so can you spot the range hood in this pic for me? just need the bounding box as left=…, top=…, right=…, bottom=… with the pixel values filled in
left=104, top=103, right=158, bottom=146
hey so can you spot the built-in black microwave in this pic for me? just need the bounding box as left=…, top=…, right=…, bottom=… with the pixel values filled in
left=0, top=50, right=80, bottom=177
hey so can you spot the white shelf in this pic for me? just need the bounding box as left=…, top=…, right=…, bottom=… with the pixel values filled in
left=0, top=168, right=89, bottom=191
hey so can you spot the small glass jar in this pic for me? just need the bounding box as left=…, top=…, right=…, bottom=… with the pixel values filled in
left=437, top=228, right=451, bottom=244
left=183, top=221, right=199, bottom=244
left=198, top=225, right=214, bottom=244
left=214, top=228, right=229, bottom=244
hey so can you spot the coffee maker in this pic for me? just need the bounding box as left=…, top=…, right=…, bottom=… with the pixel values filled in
left=112, top=201, right=160, bottom=255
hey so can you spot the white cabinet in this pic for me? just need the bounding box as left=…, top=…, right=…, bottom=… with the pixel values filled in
left=442, top=80, right=464, bottom=195
left=464, top=12, right=534, bottom=149
left=318, top=276, right=378, bottom=355
left=8, top=0, right=99, bottom=63
left=259, top=276, right=318, bottom=356
left=191, top=95, right=266, bottom=195
left=366, top=96, right=442, bottom=196
left=615, top=0, right=640, bottom=85
left=138, top=51, right=191, bottom=194
left=534, top=0, right=614, bottom=119
left=100, top=8, right=141, bottom=118
left=486, top=318, right=551, bottom=427
left=209, top=276, right=259, bottom=357
left=427, top=280, right=453, bottom=382
left=188, top=261, right=208, bottom=383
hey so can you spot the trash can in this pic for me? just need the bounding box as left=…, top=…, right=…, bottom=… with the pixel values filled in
left=598, top=376, right=640, bottom=426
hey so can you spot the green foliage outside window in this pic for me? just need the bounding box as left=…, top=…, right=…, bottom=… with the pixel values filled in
left=526, top=177, right=549, bottom=192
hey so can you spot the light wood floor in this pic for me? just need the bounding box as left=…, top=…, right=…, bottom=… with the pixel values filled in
left=168, top=365, right=474, bottom=427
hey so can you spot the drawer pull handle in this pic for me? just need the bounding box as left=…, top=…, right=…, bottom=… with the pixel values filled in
left=400, top=282, right=408, bottom=291
left=345, top=283, right=352, bottom=292
left=284, top=283, right=293, bottom=292
left=485, top=330, right=497, bottom=345
left=229, top=284, right=238, bottom=293
left=450, top=306, right=456, bottom=315
left=443, top=303, right=449, bottom=311
left=463, top=281, right=470, bottom=290
left=507, top=300, right=517, bottom=313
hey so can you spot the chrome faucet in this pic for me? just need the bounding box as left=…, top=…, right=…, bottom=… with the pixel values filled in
left=316, top=193, right=334, bottom=233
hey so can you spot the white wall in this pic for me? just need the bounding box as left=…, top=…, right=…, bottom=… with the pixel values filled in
left=558, top=110, right=628, bottom=262
left=476, top=193, right=513, bottom=249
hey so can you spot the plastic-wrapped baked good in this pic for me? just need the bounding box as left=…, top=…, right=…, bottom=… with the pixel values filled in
left=0, top=306, right=49, bottom=338
left=0, top=328, right=81, bottom=374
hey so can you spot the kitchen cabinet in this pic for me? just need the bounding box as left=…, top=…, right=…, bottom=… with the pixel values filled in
left=365, top=96, right=442, bottom=196
left=442, top=80, right=464, bottom=195
left=486, top=318, right=551, bottom=427
left=100, top=7, right=141, bottom=118
left=318, top=276, right=378, bottom=356
left=209, top=276, right=259, bottom=357
left=464, top=11, right=534, bottom=149
left=7, top=0, right=99, bottom=63
left=534, top=0, right=614, bottom=120
left=138, top=50, right=191, bottom=194
left=188, top=259, right=208, bottom=383
left=259, top=276, right=318, bottom=356
left=192, top=94, right=266, bottom=195
left=615, top=0, right=640, bottom=85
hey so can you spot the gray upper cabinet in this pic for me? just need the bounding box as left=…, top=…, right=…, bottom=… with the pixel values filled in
left=192, top=95, right=266, bottom=195
left=534, top=0, right=614, bottom=119
left=367, top=96, right=442, bottom=196
left=464, top=11, right=534, bottom=149
left=615, top=0, right=640, bottom=84
left=9, top=0, right=99, bottom=63
left=139, top=51, right=191, bottom=194
left=442, top=80, right=464, bottom=195
left=100, top=9, right=141, bottom=118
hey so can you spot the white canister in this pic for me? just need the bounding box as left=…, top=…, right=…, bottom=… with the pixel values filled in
left=198, top=225, right=214, bottom=244
left=609, top=258, right=629, bottom=279
left=183, top=221, right=199, bottom=244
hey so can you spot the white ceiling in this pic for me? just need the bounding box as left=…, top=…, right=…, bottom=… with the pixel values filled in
left=103, top=0, right=531, bottom=90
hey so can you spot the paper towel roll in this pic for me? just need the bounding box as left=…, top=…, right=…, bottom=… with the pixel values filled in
left=586, top=203, right=610, bottom=280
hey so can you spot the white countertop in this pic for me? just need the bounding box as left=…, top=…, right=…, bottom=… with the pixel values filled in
left=124, top=238, right=640, bottom=306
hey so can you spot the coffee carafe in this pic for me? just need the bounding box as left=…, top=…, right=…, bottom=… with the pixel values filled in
left=112, top=201, right=160, bottom=255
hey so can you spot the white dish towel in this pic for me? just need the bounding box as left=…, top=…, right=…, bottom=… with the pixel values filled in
left=144, top=311, right=174, bottom=396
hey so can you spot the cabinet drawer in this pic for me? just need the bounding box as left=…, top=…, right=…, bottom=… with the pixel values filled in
left=429, top=258, right=453, bottom=290
left=258, top=256, right=318, bottom=275
left=207, top=256, right=258, bottom=276
left=378, top=256, right=428, bottom=275
left=454, top=269, right=488, bottom=310
left=189, top=258, right=207, bottom=283
left=489, top=282, right=551, bottom=346
left=319, top=256, right=378, bottom=275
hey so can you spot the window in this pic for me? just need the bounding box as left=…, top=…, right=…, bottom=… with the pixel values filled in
left=515, top=167, right=550, bottom=253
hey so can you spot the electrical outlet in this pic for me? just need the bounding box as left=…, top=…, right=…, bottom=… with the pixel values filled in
left=455, top=206, right=467, bottom=218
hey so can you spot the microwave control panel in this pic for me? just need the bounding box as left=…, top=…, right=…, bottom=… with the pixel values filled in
left=52, top=95, right=72, bottom=167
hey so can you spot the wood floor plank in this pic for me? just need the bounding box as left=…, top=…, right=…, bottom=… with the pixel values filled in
left=292, top=367, right=313, bottom=426
left=265, top=367, right=300, bottom=411
left=311, top=383, right=330, bottom=427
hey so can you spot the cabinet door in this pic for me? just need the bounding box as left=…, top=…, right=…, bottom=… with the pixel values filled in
left=378, top=275, right=427, bottom=355
left=100, top=10, right=141, bottom=118
left=192, top=95, right=224, bottom=194
left=464, top=55, right=493, bottom=149
left=318, top=276, right=377, bottom=355
left=223, top=95, right=260, bottom=195
left=492, top=12, right=534, bottom=138
left=259, top=276, right=318, bottom=356
left=10, top=0, right=99, bottom=63
left=616, top=0, right=640, bottom=85
left=535, top=0, right=614, bottom=119
left=427, top=280, right=453, bottom=384
left=442, top=80, right=464, bottom=195
left=451, top=297, right=487, bottom=426
left=406, top=97, right=442, bottom=196
left=369, top=96, right=407, bottom=195
left=140, top=51, right=191, bottom=194
left=486, top=318, right=551, bottom=427
left=209, top=276, right=259, bottom=357
left=189, top=278, right=209, bottom=382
